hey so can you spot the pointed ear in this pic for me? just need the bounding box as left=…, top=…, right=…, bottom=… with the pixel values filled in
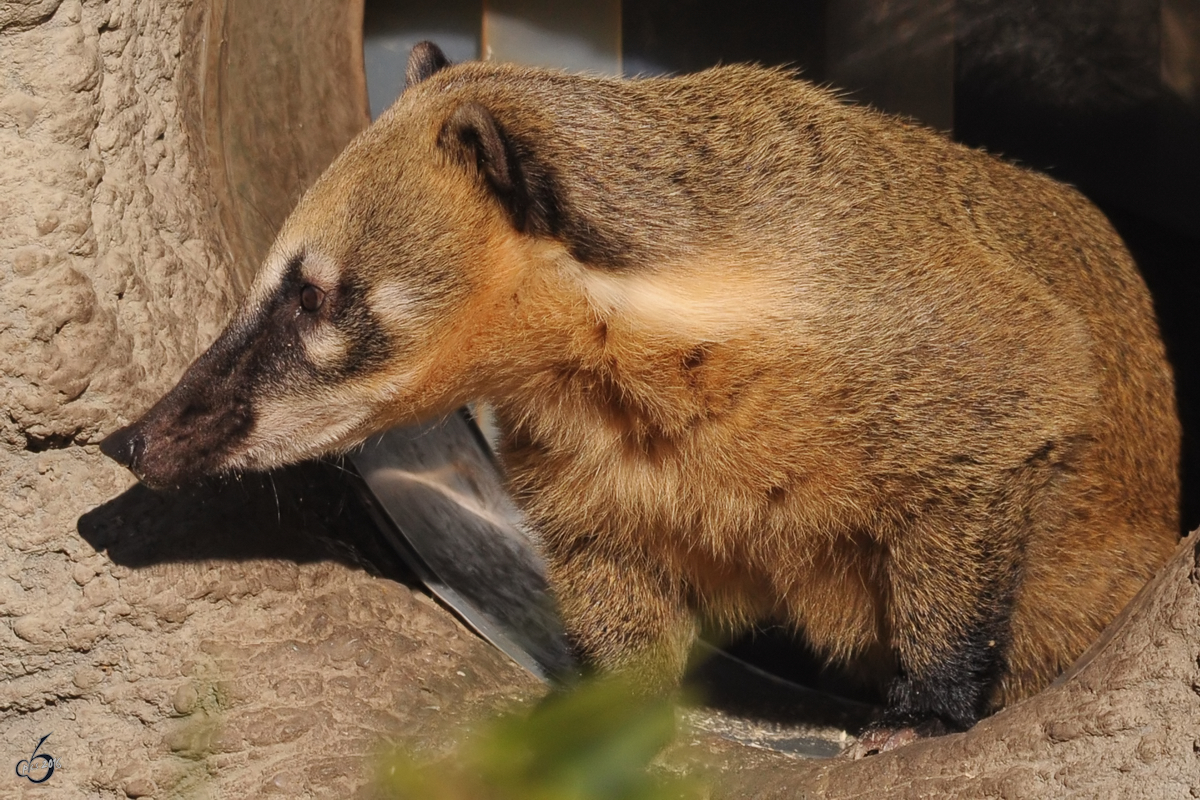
left=405, top=41, right=451, bottom=90
left=439, top=101, right=520, bottom=201
left=438, top=102, right=561, bottom=236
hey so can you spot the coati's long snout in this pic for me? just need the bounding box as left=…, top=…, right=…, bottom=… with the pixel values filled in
left=96, top=259, right=389, bottom=489
left=100, top=319, right=259, bottom=488
left=97, top=224, right=461, bottom=489
left=98, top=257, right=391, bottom=489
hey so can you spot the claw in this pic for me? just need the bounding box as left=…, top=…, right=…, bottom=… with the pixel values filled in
left=845, top=718, right=950, bottom=758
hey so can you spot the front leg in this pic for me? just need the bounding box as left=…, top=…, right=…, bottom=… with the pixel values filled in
left=545, top=542, right=697, bottom=693
left=850, top=517, right=1019, bottom=757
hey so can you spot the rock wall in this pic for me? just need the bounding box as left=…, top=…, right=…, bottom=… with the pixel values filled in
left=0, top=2, right=539, bottom=797
left=0, top=0, right=235, bottom=453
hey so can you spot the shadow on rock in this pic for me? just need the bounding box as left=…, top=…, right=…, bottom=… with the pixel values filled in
left=77, top=459, right=418, bottom=585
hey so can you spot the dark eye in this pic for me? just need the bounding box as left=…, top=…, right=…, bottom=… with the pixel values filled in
left=300, top=284, right=325, bottom=312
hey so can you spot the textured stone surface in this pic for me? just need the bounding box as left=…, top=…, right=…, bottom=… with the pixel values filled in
left=0, top=2, right=540, bottom=797
left=2, top=461, right=537, bottom=799
left=0, top=0, right=236, bottom=452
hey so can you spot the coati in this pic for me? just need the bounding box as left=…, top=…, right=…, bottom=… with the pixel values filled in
left=101, top=42, right=1181, bottom=754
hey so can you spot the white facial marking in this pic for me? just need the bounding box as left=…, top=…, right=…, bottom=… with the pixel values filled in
left=247, top=252, right=291, bottom=309
left=300, top=324, right=349, bottom=370
left=233, top=388, right=377, bottom=471
left=246, top=245, right=343, bottom=309
left=299, top=250, right=340, bottom=292
left=368, top=282, right=421, bottom=331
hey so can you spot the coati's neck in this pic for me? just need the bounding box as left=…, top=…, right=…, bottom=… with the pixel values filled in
left=481, top=242, right=797, bottom=465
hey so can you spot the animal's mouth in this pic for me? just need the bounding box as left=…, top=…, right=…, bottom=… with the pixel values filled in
left=98, top=388, right=256, bottom=490
left=99, top=420, right=211, bottom=490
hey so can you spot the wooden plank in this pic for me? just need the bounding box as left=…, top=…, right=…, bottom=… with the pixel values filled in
left=350, top=411, right=576, bottom=682
left=182, top=0, right=370, bottom=291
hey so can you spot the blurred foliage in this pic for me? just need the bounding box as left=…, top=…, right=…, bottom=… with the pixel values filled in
left=375, top=676, right=708, bottom=800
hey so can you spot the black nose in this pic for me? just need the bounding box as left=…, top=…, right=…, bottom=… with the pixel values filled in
left=100, top=425, right=147, bottom=470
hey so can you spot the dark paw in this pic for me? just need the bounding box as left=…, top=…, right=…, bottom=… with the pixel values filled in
left=845, top=718, right=950, bottom=759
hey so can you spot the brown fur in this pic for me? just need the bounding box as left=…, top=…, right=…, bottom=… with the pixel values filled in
left=104, top=47, right=1181, bottom=732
